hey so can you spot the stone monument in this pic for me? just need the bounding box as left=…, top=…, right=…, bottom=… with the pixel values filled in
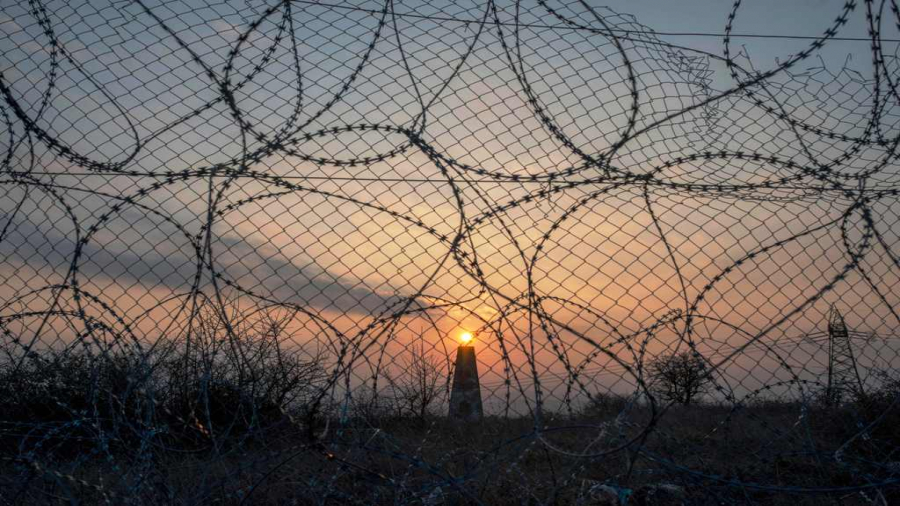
left=448, top=333, right=483, bottom=421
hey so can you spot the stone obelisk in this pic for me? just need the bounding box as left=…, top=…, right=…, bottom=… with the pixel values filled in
left=448, top=339, right=483, bottom=421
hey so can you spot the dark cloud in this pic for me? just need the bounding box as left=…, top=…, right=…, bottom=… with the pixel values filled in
left=0, top=213, right=404, bottom=314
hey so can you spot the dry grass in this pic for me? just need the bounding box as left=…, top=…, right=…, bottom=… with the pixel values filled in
left=1, top=342, right=898, bottom=504
left=2, top=404, right=898, bottom=504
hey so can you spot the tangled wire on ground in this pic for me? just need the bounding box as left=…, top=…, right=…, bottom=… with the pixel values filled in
left=2, top=0, right=900, bottom=503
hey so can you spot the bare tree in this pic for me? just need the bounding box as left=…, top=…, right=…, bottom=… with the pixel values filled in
left=647, top=351, right=711, bottom=406
left=387, top=338, right=446, bottom=422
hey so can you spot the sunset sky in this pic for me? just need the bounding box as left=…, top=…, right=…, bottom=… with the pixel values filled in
left=2, top=0, right=899, bottom=412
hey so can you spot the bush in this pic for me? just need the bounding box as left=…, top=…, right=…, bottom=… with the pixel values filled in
left=0, top=306, right=330, bottom=454
left=849, top=369, right=900, bottom=447
left=578, top=392, right=632, bottom=419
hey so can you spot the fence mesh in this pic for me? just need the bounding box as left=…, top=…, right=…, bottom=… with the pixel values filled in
left=2, top=0, right=900, bottom=503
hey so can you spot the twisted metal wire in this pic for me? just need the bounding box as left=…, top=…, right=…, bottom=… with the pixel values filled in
left=1, top=0, right=900, bottom=503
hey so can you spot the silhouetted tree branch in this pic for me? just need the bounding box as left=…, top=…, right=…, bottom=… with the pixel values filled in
left=648, top=351, right=711, bottom=406
left=386, top=338, right=446, bottom=422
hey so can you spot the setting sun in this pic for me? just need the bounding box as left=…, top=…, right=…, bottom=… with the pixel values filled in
left=459, top=332, right=474, bottom=345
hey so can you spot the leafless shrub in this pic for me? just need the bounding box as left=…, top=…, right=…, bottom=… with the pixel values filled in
left=159, top=302, right=330, bottom=437
left=386, top=338, right=448, bottom=423
left=0, top=300, right=330, bottom=450
left=578, top=392, right=632, bottom=419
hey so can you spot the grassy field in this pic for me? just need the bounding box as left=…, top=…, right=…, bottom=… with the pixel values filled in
left=1, top=330, right=898, bottom=504
left=2, top=389, right=899, bottom=504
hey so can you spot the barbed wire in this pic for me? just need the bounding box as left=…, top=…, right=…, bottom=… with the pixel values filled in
left=1, top=0, right=900, bottom=503
left=281, top=0, right=900, bottom=42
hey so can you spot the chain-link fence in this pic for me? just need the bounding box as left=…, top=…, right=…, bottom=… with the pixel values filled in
left=2, top=0, right=900, bottom=503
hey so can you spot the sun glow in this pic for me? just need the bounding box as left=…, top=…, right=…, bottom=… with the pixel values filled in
left=459, top=331, right=474, bottom=345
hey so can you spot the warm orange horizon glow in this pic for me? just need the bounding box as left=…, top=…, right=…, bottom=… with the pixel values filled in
left=459, top=331, right=474, bottom=345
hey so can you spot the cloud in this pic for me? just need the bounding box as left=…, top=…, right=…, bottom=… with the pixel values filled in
left=0, top=213, right=405, bottom=315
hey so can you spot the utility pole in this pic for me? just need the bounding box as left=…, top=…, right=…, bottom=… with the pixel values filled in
left=825, top=305, right=864, bottom=406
